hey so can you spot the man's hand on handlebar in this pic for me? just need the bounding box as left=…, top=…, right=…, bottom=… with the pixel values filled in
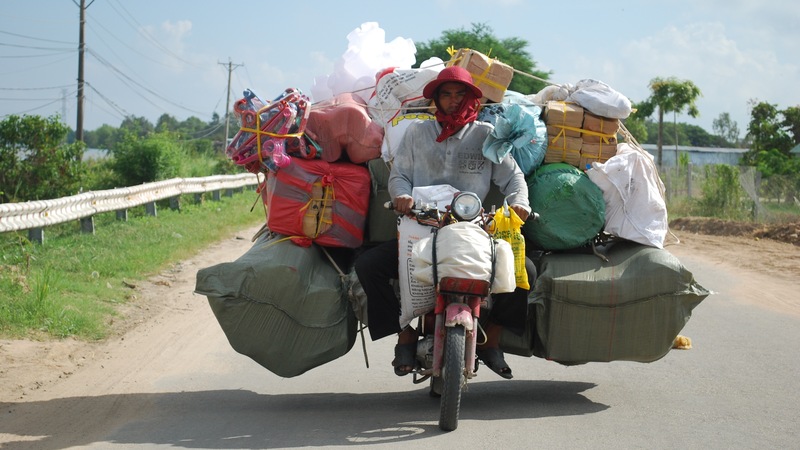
left=510, top=204, right=530, bottom=222
left=393, top=194, right=414, bottom=215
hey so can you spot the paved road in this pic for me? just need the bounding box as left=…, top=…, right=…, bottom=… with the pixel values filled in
left=1, top=243, right=798, bottom=449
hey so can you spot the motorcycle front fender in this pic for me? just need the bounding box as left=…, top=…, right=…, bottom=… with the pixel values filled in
left=444, top=303, right=474, bottom=330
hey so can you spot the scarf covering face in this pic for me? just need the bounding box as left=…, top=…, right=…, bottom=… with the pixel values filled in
left=433, top=89, right=481, bottom=142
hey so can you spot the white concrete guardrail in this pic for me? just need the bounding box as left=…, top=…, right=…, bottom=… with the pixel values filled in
left=0, top=173, right=261, bottom=242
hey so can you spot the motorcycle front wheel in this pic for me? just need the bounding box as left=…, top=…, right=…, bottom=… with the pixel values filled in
left=439, top=325, right=466, bottom=431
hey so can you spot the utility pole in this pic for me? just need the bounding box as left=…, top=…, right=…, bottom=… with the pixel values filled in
left=74, top=0, right=94, bottom=142
left=218, top=58, right=243, bottom=152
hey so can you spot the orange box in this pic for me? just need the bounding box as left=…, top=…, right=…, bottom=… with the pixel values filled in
left=580, top=142, right=618, bottom=169
left=582, top=112, right=620, bottom=143
left=545, top=133, right=582, bottom=166
left=545, top=101, right=584, bottom=137
left=448, top=48, right=514, bottom=102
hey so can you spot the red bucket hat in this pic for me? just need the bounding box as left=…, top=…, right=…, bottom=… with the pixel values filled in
left=423, top=66, right=483, bottom=99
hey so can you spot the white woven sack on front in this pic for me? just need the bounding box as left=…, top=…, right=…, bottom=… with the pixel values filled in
left=411, top=222, right=515, bottom=293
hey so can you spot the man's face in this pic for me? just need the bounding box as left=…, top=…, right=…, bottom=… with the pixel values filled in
left=437, top=82, right=467, bottom=115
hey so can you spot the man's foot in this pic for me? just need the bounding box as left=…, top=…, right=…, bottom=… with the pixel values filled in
left=476, top=346, right=513, bottom=379
left=392, top=327, right=418, bottom=376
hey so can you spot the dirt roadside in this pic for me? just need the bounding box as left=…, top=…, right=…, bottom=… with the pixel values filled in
left=1, top=220, right=798, bottom=404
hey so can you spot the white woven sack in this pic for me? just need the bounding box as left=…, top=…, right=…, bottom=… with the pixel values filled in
left=398, top=216, right=437, bottom=329
left=587, top=143, right=668, bottom=248
left=412, top=222, right=515, bottom=292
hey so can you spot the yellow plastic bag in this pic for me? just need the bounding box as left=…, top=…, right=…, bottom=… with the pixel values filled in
left=492, top=206, right=529, bottom=290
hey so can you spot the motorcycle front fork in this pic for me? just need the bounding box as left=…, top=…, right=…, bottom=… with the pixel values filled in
left=415, top=295, right=485, bottom=380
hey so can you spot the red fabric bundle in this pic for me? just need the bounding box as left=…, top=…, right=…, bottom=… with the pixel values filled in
left=264, top=157, right=371, bottom=248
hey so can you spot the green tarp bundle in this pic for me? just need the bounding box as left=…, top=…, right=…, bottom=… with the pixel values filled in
left=195, top=233, right=357, bottom=378
left=522, top=163, right=606, bottom=250
left=529, top=241, right=709, bottom=364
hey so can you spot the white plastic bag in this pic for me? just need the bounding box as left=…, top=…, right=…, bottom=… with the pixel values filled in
left=586, top=143, right=668, bottom=248
left=567, top=79, right=632, bottom=119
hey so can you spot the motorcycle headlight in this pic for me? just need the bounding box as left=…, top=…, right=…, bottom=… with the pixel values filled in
left=450, top=192, right=482, bottom=221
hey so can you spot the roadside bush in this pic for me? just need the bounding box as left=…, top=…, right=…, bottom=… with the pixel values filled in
left=110, top=131, right=183, bottom=185
left=697, top=164, right=753, bottom=220
left=0, top=115, right=85, bottom=202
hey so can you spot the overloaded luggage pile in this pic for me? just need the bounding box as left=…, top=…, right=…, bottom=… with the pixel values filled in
left=195, top=36, right=708, bottom=377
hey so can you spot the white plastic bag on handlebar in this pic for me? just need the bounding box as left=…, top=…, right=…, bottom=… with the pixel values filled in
left=412, top=222, right=515, bottom=291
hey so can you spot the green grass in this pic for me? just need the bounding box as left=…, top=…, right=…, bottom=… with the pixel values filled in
left=0, top=189, right=265, bottom=340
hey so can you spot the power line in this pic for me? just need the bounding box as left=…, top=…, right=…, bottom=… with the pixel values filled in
left=104, top=0, right=204, bottom=69
left=0, top=84, right=74, bottom=91
left=88, top=48, right=208, bottom=116
left=0, top=29, right=76, bottom=45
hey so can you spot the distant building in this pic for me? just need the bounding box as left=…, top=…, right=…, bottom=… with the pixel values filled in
left=640, top=144, right=747, bottom=166
left=790, top=144, right=800, bottom=158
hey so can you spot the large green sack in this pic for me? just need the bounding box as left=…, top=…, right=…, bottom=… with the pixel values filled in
left=531, top=241, right=709, bottom=364
left=195, top=233, right=357, bottom=378
left=522, top=163, right=605, bottom=250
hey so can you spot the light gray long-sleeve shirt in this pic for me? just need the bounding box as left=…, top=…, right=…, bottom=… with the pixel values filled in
left=388, top=119, right=530, bottom=212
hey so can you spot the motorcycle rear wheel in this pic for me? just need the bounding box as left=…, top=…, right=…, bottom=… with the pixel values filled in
left=439, top=325, right=465, bottom=431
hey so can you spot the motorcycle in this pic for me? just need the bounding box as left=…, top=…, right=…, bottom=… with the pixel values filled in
left=387, top=189, right=531, bottom=431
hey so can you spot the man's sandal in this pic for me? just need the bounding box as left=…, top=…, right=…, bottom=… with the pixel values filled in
left=476, top=347, right=513, bottom=379
left=392, top=342, right=417, bottom=376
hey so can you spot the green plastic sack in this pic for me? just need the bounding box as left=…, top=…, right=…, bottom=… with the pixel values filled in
left=531, top=241, right=709, bottom=364
left=522, top=163, right=605, bottom=250
left=195, top=233, right=357, bottom=378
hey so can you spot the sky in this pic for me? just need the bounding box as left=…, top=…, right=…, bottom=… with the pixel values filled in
left=1, top=0, right=798, bottom=141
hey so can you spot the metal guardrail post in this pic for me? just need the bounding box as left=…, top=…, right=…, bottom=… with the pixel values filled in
left=29, top=228, right=44, bottom=244
left=145, top=202, right=157, bottom=217
left=80, top=216, right=95, bottom=234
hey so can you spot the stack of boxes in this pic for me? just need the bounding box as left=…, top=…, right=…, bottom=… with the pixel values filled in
left=580, top=112, right=620, bottom=169
left=543, top=101, right=621, bottom=169
left=544, top=101, right=583, bottom=166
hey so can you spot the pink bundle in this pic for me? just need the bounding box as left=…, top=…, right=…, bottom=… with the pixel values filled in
left=227, top=88, right=314, bottom=173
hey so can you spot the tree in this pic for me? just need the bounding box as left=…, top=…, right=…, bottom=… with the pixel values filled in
left=636, top=77, right=702, bottom=167
left=414, top=23, right=551, bottom=96
left=781, top=105, right=800, bottom=146
left=119, top=115, right=154, bottom=139
left=156, top=113, right=180, bottom=132
left=83, top=124, right=120, bottom=150
left=712, top=112, right=740, bottom=146
left=0, top=115, right=85, bottom=203
left=745, top=101, right=792, bottom=156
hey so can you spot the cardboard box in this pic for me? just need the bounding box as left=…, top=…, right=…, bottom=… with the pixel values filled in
left=448, top=48, right=514, bottom=103
left=582, top=112, right=620, bottom=143
left=547, top=124, right=581, bottom=139
left=580, top=141, right=618, bottom=169
left=545, top=101, right=584, bottom=137
left=545, top=134, right=582, bottom=166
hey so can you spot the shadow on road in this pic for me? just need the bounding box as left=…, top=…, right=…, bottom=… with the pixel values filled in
left=1, top=380, right=606, bottom=449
